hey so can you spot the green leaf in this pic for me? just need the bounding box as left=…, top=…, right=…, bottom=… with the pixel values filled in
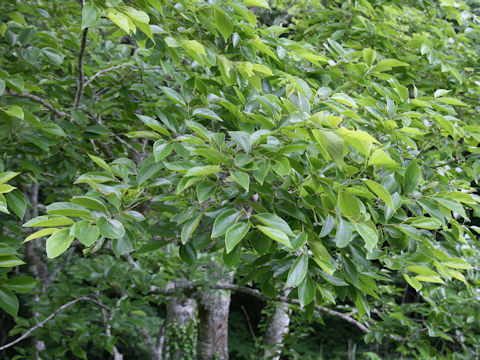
left=182, top=40, right=206, bottom=56
left=410, top=217, right=442, bottom=230
left=192, top=108, right=223, bottom=122
left=229, top=131, right=251, bottom=153
left=70, top=221, right=100, bottom=246
left=196, top=181, right=216, bottom=203
left=231, top=171, right=250, bottom=192
left=88, top=154, right=113, bottom=174
left=355, top=221, right=378, bottom=252
left=4, top=105, right=24, bottom=119
left=23, top=216, right=74, bottom=227
left=212, top=209, right=241, bottom=238
left=335, top=218, right=353, bottom=248
left=403, top=274, right=422, bottom=291
left=363, top=180, right=394, bottom=209
left=5, top=190, right=26, bottom=219
left=338, top=191, right=361, bottom=218
left=153, top=140, right=174, bottom=162
left=46, top=202, right=91, bottom=218
left=253, top=213, right=295, bottom=237
left=0, top=286, right=18, bottom=317
left=98, top=217, right=125, bottom=239
left=112, top=235, right=134, bottom=257
left=225, top=222, right=250, bottom=253
left=181, top=213, right=203, bottom=244
left=286, top=253, right=308, bottom=288
left=82, top=3, right=101, bottom=28
left=46, top=229, right=74, bottom=258
left=363, top=48, right=376, bottom=67
left=0, top=79, right=4, bottom=96
left=298, top=276, right=315, bottom=307
left=71, top=196, right=107, bottom=212
left=214, top=7, right=233, bottom=41
left=24, top=228, right=59, bottom=243
left=0, top=255, right=25, bottom=267
left=160, top=86, right=186, bottom=107
left=257, top=225, right=291, bottom=247
left=243, top=0, right=270, bottom=8
left=3, top=277, right=39, bottom=293
left=313, top=130, right=344, bottom=169
left=179, top=243, right=197, bottom=265
left=0, top=184, right=15, bottom=194
left=404, top=161, right=421, bottom=194
left=331, top=93, right=357, bottom=108
left=185, top=165, right=222, bottom=177
left=368, top=149, right=396, bottom=167
left=0, top=171, right=20, bottom=184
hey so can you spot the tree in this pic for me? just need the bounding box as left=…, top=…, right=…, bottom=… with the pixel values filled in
left=1, top=0, right=480, bottom=359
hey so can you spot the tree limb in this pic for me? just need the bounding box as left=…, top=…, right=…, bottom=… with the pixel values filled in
left=150, top=281, right=406, bottom=342
left=0, top=297, right=107, bottom=351
left=7, top=92, right=68, bottom=118
left=74, top=26, right=89, bottom=108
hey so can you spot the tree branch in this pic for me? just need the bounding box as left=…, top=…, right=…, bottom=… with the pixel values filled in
left=150, top=281, right=406, bottom=342
left=74, top=26, right=89, bottom=109
left=0, top=297, right=107, bottom=351
left=7, top=92, right=68, bottom=118
left=83, top=64, right=134, bottom=90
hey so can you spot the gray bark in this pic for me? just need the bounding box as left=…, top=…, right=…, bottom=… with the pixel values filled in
left=196, top=282, right=232, bottom=360
left=260, top=302, right=291, bottom=360
left=163, top=296, right=197, bottom=360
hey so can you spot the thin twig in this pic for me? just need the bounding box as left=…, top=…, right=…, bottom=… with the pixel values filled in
left=240, top=305, right=256, bottom=340
left=0, top=297, right=107, bottom=351
left=83, top=64, right=134, bottom=90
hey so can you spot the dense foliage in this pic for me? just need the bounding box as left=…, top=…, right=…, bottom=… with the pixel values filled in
left=1, top=0, right=480, bottom=359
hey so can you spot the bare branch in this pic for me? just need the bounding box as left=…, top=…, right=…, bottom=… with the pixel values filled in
left=0, top=297, right=107, bottom=351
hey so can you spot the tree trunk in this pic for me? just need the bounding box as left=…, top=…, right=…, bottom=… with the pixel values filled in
left=163, top=296, right=197, bottom=360
left=196, top=282, right=232, bottom=360
left=260, top=302, right=291, bottom=360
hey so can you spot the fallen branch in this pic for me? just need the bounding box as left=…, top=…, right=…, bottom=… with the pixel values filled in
left=0, top=297, right=107, bottom=351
